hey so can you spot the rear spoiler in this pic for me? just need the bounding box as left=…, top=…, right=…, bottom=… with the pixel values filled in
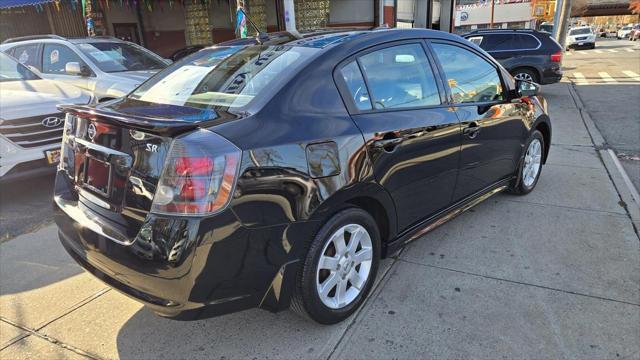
left=58, top=104, right=200, bottom=137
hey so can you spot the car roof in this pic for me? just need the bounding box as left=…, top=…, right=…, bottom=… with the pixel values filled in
left=462, top=29, right=543, bottom=37
left=214, top=28, right=464, bottom=52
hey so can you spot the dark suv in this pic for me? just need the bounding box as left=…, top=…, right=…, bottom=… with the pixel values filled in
left=463, top=29, right=563, bottom=84
left=54, top=29, right=552, bottom=324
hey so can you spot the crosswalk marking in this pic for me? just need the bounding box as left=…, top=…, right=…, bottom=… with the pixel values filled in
left=573, top=72, right=588, bottom=85
left=607, top=49, right=618, bottom=53
left=622, top=70, right=640, bottom=81
left=598, top=72, right=617, bottom=83
left=593, top=49, right=603, bottom=54
left=625, top=48, right=634, bottom=53
left=565, top=51, right=572, bottom=56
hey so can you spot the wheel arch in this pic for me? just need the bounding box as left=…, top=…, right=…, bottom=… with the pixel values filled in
left=306, top=182, right=398, bottom=258
left=533, top=115, right=552, bottom=163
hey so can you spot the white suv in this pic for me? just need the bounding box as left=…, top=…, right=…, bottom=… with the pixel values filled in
left=0, top=52, right=91, bottom=181
left=567, top=26, right=596, bottom=49
left=0, top=35, right=169, bottom=102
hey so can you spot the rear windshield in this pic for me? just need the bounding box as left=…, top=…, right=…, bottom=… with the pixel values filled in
left=130, top=45, right=319, bottom=110
left=569, top=28, right=592, bottom=35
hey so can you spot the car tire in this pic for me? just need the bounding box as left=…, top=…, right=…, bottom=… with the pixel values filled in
left=511, top=68, right=539, bottom=84
left=290, top=208, right=380, bottom=324
left=508, top=130, right=545, bottom=195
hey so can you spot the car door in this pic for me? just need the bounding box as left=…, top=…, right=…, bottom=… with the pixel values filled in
left=41, top=43, right=91, bottom=91
left=430, top=41, right=527, bottom=201
left=336, top=41, right=461, bottom=231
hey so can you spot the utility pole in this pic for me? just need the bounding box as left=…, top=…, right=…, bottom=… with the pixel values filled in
left=489, top=0, right=495, bottom=28
left=554, top=0, right=571, bottom=49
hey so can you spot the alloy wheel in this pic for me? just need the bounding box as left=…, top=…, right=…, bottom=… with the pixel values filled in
left=316, top=224, right=373, bottom=309
left=514, top=72, right=534, bottom=82
left=523, top=138, right=542, bottom=187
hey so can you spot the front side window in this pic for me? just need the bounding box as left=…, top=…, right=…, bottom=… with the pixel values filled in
left=432, top=43, right=503, bottom=104
left=12, top=44, right=40, bottom=69
left=76, top=42, right=167, bottom=72
left=340, top=61, right=371, bottom=111
left=480, top=34, right=514, bottom=51
left=358, top=43, right=440, bottom=110
left=42, top=44, right=83, bottom=74
left=0, top=52, right=40, bottom=82
left=130, top=45, right=319, bottom=110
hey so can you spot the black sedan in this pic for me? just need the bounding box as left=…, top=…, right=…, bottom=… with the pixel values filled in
left=54, top=28, right=551, bottom=324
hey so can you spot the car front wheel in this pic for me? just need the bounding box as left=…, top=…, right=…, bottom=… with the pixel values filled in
left=509, top=130, right=545, bottom=195
left=291, top=208, right=380, bottom=324
left=512, top=68, right=539, bottom=84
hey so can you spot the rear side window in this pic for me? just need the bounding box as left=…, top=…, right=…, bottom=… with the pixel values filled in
left=513, top=34, right=540, bottom=49
left=340, top=61, right=372, bottom=111
left=12, top=44, right=40, bottom=70
left=432, top=43, right=503, bottom=104
left=358, top=43, right=440, bottom=110
left=42, top=44, right=83, bottom=74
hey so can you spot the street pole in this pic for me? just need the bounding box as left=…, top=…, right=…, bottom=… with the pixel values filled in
left=489, top=0, right=495, bottom=28
left=555, top=0, right=571, bottom=49
left=552, top=0, right=563, bottom=38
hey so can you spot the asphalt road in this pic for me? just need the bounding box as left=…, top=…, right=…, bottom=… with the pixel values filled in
left=0, top=174, right=56, bottom=242
left=563, top=37, right=640, bottom=191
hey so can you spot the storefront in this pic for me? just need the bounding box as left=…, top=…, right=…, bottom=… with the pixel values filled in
left=2, top=0, right=484, bottom=58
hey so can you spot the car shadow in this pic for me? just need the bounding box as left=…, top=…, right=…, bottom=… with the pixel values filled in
left=116, top=306, right=345, bottom=359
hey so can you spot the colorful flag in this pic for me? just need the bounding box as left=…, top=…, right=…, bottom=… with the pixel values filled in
left=236, top=7, right=248, bottom=38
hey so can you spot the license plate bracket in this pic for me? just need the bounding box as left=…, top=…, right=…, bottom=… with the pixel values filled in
left=82, top=155, right=112, bottom=197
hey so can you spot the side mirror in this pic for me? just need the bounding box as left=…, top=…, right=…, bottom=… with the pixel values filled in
left=65, top=62, right=90, bottom=76
left=516, top=80, right=539, bottom=97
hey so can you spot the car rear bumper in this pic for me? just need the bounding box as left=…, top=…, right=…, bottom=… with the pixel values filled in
left=540, top=65, right=563, bottom=85
left=53, top=170, right=312, bottom=319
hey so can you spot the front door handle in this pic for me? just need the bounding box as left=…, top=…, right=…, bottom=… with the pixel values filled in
left=463, top=122, right=481, bottom=139
left=372, top=137, right=404, bottom=150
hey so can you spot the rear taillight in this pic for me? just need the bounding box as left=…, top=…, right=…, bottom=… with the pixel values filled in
left=151, top=129, right=241, bottom=216
left=551, top=51, right=562, bottom=63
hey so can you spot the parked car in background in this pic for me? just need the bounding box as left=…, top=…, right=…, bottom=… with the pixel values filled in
left=0, top=52, right=91, bottom=181
left=0, top=35, right=169, bottom=102
left=567, top=26, right=596, bottom=49
left=463, top=29, right=563, bottom=84
left=54, top=28, right=552, bottom=324
left=630, top=24, right=640, bottom=41
left=538, top=22, right=553, bottom=34
left=617, top=25, right=634, bottom=39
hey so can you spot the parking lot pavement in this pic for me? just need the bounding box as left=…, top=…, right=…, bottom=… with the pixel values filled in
left=1, top=82, right=639, bottom=359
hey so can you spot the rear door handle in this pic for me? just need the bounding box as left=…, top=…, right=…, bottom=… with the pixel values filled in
left=463, top=122, right=481, bottom=139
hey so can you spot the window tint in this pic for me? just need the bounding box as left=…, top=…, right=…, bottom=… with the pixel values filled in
left=480, top=34, right=513, bottom=51
left=359, top=43, right=440, bottom=110
left=432, top=43, right=503, bottom=104
left=467, top=36, right=483, bottom=46
left=340, top=61, right=371, bottom=111
left=42, top=44, right=83, bottom=74
left=513, top=34, right=540, bottom=49
left=12, top=44, right=40, bottom=70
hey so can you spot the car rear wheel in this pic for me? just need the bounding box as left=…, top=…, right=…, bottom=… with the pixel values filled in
left=509, top=130, right=544, bottom=195
left=290, top=208, right=380, bottom=324
left=512, top=68, right=539, bottom=84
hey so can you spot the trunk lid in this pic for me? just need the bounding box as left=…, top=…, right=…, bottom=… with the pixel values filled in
left=58, top=99, right=241, bottom=230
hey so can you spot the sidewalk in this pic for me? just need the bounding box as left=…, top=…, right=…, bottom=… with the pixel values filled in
left=1, top=82, right=639, bottom=359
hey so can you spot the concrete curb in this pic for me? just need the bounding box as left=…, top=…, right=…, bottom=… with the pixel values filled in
left=567, top=82, right=640, bottom=230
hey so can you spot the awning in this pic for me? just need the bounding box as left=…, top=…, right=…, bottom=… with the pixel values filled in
left=0, top=0, right=54, bottom=9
